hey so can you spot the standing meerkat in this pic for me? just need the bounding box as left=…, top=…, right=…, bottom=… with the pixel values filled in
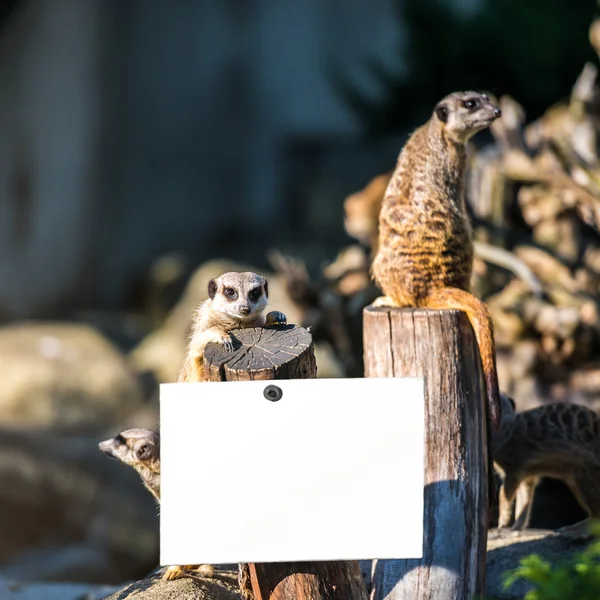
left=493, top=394, right=600, bottom=538
left=179, top=271, right=287, bottom=382
left=343, top=172, right=542, bottom=295
left=371, top=90, right=503, bottom=429
left=99, top=428, right=215, bottom=581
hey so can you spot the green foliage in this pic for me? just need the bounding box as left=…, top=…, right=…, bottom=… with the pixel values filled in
left=501, top=522, right=600, bottom=599
left=330, top=0, right=598, bottom=137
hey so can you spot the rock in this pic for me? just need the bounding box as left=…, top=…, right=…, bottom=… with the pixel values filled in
left=0, top=322, right=145, bottom=431
left=104, top=567, right=242, bottom=600
left=129, top=259, right=303, bottom=383
left=486, top=529, right=591, bottom=599
left=356, top=529, right=590, bottom=599
left=0, top=426, right=159, bottom=584
left=5, top=580, right=125, bottom=600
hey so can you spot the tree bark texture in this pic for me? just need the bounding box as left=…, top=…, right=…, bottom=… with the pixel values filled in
left=204, top=325, right=317, bottom=381
left=363, top=307, right=488, bottom=600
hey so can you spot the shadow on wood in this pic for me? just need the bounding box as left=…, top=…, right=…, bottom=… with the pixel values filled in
left=363, top=306, right=488, bottom=600
left=204, top=324, right=368, bottom=600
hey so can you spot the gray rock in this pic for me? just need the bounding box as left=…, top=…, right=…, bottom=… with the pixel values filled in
left=0, top=427, right=159, bottom=584
left=3, top=580, right=124, bottom=600
left=0, top=322, right=145, bottom=432
left=485, top=528, right=591, bottom=599
left=104, top=568, right=241, bottom=600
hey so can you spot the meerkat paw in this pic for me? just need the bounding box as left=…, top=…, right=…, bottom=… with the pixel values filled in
left=557, top=518, right=594, bottom=540
left=218, top=334, right=235, bottom=352
left=162, top=564, right=215, bottom=582
left=162, top=565, right=189, bottom=581
left=371, top=295, right=397, bottom=308
left=265, top=311, right=287, bottom=327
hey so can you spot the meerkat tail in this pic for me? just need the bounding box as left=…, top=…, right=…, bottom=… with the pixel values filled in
left=424, top=287, right=501, bottom=430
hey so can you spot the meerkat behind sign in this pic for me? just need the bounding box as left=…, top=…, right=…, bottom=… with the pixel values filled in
left=493, top=394, right=600, bottom=538
left=179, top=271, right=287, bottom=382
left=99, top=429, right=215, bottom=581
left=371, top=91, right=503, bottom=430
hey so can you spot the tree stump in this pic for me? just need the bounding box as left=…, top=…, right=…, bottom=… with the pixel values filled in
left=204, top=324, right=369, bottom=600
left=204, top=325, right=317, bottom=381
left=363, top=307, right=488, bottom=600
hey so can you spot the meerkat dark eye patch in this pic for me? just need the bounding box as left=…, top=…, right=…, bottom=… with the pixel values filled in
left=248, top=287, right=262, bottom=302
left=223, top=287, right=237, bottom=301
left=462, top=98, right=478, bottom=110
left=114, top=434, right=126, bottom=445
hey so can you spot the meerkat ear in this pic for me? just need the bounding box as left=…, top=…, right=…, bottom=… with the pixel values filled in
left=208, top=279, right=217, bottom=299
left=263, top=280, right=269, bottom=298
left=136, top=444, right=151, bottom=460
left=435, top=103, right=449, bottom=123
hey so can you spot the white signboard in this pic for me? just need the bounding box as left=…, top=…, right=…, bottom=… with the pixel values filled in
left=160, top=377, right=425, bottom=565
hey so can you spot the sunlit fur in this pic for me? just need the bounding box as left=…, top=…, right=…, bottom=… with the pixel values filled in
left=99, top=428, right=160, bottom=501
left=371, top=90, right=502, bottom=431
left=178, top=271, right=286, bottom=382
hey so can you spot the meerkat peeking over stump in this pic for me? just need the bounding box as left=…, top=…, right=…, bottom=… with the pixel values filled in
left=179, top=271, right=287, bottom=382
left=99, top=429, right=215, bottom=581
left=493, top=394, right=600, bottom=539
left=371, top=90, right=502, bottom=430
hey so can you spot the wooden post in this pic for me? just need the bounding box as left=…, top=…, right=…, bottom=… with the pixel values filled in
left=204, top=324, right=369, bottom=600
left=363, top=307, right=489, bottom=600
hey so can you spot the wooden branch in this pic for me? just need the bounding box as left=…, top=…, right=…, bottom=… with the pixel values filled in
left=363, top=307, right=489, bottom=600
left=204, top=324, right=368, bottom=600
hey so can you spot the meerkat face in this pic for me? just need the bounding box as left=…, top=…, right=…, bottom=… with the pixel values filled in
left=99, top=428, right=160, bottom=473
left=434, top=91, right=502, bottom=143
left=208, top=271, right=269, bottom=320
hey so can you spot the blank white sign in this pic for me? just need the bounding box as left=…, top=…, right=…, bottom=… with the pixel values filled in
left=159, top=377, right=424, bottom=565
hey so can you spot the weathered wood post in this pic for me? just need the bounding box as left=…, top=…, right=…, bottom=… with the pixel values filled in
left=204, top=324, right=369, bottom=600
left=363, top=307, right=489, bottom=600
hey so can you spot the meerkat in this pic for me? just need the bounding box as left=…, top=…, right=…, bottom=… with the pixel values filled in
left=99, top=429, right=215, bottom=581
left=178, top=271, right=287, bottom=382
left=492, top=394, right=600, bottom=539
left=99, top=428, right=161, bottom=501
left=344, top=175, right=542, bottom=294
left=371, top=91, right=503, bottom=431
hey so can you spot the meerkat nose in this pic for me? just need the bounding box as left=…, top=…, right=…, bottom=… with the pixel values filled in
left=494, top=107, right=502, bottom=117
left=239, top=306, right=250, bottom=315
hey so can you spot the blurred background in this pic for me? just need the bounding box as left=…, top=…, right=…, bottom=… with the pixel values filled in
left=1, top=0, right=600, bottom=597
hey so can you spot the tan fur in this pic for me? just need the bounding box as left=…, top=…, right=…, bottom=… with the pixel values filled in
left=179, top=271, right=286, bottom=382
left=99, top=428, right=161, bottom=502
left=343, top=175, right=543, bottom=295
left=370, top=91, right=502, bottom=430
left=493, top=394, right=600, bottom=537
left=99, top=429, right=216, bottom=582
